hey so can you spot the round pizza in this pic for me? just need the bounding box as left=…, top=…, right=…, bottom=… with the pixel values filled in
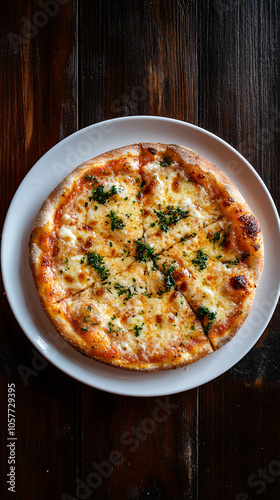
left=29, top=143, right=264, bottom=371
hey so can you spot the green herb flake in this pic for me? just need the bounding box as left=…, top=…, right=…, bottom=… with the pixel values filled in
left=105, top=210, right=125, bottom=231
left=196, top=306, right=217, bottom=335
left=207, top=231, right=221, bottom=246
left=86, top=252, right=109, bottom=281
left=89, top=184, right=118, bottom=205
left=135, top=237, right=159, bottom=266
left=154, top=205, right=189, bottom=233
left=114, top=283, right=137, bottom=302
left=192, top=249, right=208, bottom=271
left=133, top=323, right=144, bottom=337
left=85, top=174, right=97, bottom=182
left=159, top=153, right=172, bottom=167
left=136, top=179, right=146, bottom=198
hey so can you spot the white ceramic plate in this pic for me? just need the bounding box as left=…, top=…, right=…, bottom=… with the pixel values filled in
left=2, top=116, right=280, bottom=397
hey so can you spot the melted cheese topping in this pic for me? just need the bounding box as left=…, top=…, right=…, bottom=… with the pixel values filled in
left=141, top=158, right=220, bottom=252
left=32, top=143, right=262, bottom=368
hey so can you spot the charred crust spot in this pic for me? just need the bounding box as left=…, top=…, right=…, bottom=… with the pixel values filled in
left=96, top=288, right=106, bottom=297
left=223, top=197, right=234, bottom=207
left=144, top=209, right=150, bottom=216
left=52, top=245, right=59, bottom=257
left=85, top=237, right=94, bottom=248
left=121, top=312, right=129, bottom=323
left=78, top=272, right=86, bottom=282
left=173, top=269, right=185, bottom=281
left=230, top=275, right=248, bottom=291
left=240, top=215, right=260, bottom=238
left=143, top=179, right=157, bottom=195
left=168, top=313, right=176, bottom=323
left=172, top=176, right=181, bottom=192
left=254, top=244, right=260, bottom=251
left=156, top=314, right=163, bottom=324
left=155, top=230, right=162, bottom=237
left=64, top=275, right=74, bottom=283
left=42, top=256, right=51, bottom=266
left=223, top=239, right=231, bottom=250
left=197, top=173, right=205, bottom=179
left=147, top=147, right=157, bottom=155
left=179, top=281, right=188, bottom=292
left=169, top=290, right=178, bottom=302
left=82, top=224, right=92, bottom=231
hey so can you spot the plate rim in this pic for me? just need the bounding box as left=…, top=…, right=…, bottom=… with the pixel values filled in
left=2, top=115, right=280, bottom=397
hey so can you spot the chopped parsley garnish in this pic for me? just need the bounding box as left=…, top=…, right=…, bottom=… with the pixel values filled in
left=157, top=262, right=177, bottom=296
left=83, top=316, right=89, bottom=323
left=153, top=206, right=189, bottom=233
left=136, top=179, right=145, bottom=198
left=192, top=249, right=208, bottom=271
left=159, top=153, right=172, bottom=167
left=135, top=237, right=159, bottom=266
left=242, top=252, right=250, bottom=261
left=133, top=323, right=144, bottom=337
left=107, top=320, right=123, bottom=335
left=164, top=263, right=177, bottom=291
left=196, top=306, right=217, bottom=335
left=86, top=252, right=109, bottom=281
left=85, top=174, right=97, bottom=182
left=207, top=231, right=221, bottom=246
left=105, top=210, right=125, bottom=231
left=114, top=283, right=137, bottom=302
left=81, top=327, right=88, bottom=332
left=222, top=258, right=240, bottom=266
left=89, top=184, right=118, bottom=205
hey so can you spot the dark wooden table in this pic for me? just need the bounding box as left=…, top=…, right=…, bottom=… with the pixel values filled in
left=1, top=1, right=280, bottom=499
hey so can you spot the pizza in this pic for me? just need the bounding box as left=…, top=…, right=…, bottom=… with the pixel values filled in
left=29, top=143, right=264, bottom=371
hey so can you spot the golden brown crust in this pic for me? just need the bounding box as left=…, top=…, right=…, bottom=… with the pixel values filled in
left=44, top=299, right=213, bottom=372
left=29, top=142, right=264, bottom=369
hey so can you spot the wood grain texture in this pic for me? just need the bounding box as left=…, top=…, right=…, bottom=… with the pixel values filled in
left=0, top=1, right=79, bottom=499
left=78, top=1, right=199, bottom=499
left=197, top=1, right=280, bottom=499
left=1, top=0, right=279, bottom=499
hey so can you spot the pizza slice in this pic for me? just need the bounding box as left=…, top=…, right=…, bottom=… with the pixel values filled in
left=30, top=145, right=143, bottom=307
left=157, top=214, right=262, bottom=349
left=45, top=260, right=213, bottom=370
left=139, top=143, right=224, bottom=253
